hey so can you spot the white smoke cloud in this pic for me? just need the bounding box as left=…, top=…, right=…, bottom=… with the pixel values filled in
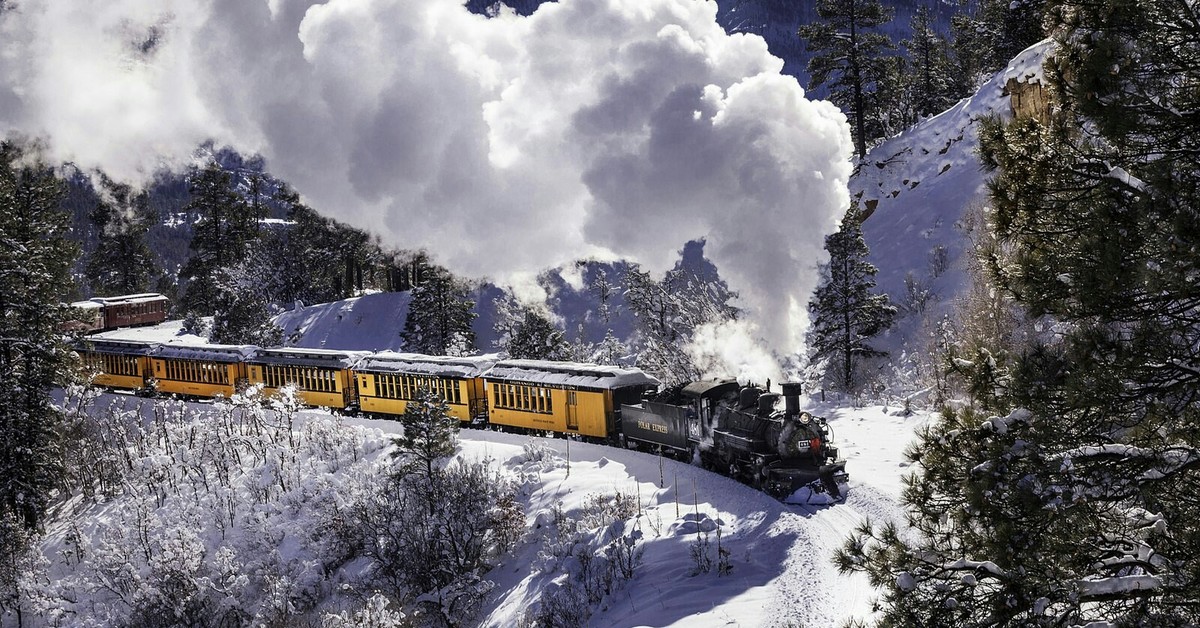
left=688, top=319, right=783, bottom=387
left=0, top=0, right=852, bottom=373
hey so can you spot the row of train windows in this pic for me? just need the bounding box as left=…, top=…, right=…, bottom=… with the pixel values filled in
left=373, top=374, right=462, bottom=404
left=88, top=353, right=140, bottom=377
left=161, top=359, right=229, bottom=385
left=493, top=383, right=553, bottom=414
left=261, top=366, right=339, bottom=392
left=113, top=301, right=164, bottom=317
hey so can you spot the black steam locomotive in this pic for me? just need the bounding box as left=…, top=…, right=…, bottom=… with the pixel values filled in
left=621, top=381, right=847, bottom=500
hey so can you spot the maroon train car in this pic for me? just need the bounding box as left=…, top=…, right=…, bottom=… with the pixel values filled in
left=64, top=293, right=171, bottom=333
left=92, top=293, right=169, bottom=329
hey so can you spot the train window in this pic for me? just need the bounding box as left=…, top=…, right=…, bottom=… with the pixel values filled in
left=490, top=383, right=552, bottom=414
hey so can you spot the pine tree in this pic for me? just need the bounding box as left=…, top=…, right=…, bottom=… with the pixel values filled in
left=209, top=260, right=283, bottom=346
left=904, top=6, right=958, bottom=120
left=0, top=143, right=78, bottom=536
left=950, top=0, right=1047, bottom=93
left=178, top=163, right=257, bottom=317
left=807, top=201, right=896, bottom=395
left=391, top=387, right=459, bottom=482
left=800, top=0, right=896, bottom=158
left=507, top=309, right=568, bottom=361
left=401, top=268, right=477, bottom=356
left=274, top=187, right=382, bottom=306
left=84, top=178, right=158, bottom=296
left=841, top=3, right=1200, bottom=624
left=871, top=55, right=918, bottom=141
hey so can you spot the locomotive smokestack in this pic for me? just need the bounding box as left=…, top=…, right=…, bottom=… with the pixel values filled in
left=781, top=382, right=803, bottom=417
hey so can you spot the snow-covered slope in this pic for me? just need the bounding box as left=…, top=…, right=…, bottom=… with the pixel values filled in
left=857, top=40, right=1051, bottom=298
left=854, top=40, right=1052, bottom=352
left=463, top=403, right=926, bottom=626
left=35, top=390, right=927, bottom=626
left=274, top=292, right=411, bottom=352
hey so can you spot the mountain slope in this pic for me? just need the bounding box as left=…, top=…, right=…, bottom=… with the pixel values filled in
left=853, top=40, right=1052, bottom=359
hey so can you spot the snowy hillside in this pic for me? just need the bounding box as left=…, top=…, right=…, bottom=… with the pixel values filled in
left=275, top=292, right=412, bottom=352
left=854, top=40, right=1052, bottom=352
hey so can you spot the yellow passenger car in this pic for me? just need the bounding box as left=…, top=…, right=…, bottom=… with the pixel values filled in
left=74, top=338, right=156, bottom=391
left=245, top=348, right=369, bottom=409
left=354, top=353, right=496, bottom=422
left=483, top=360, right=659, bottom=439
left=149, top=344, right=255, bottom=399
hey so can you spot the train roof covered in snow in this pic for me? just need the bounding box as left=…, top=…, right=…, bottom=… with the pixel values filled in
left=153, top=343, right=257, bottom=363
left=74, top=338, right=159, bottom=355
left=247, top=347, right=371, bottom=369
left=486, top=359, right=660, bottom=390
left=354, top=352, right=498, bottom=378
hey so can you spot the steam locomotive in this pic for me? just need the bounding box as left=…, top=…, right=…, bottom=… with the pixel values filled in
left=621, top=381, right=847, bottom=499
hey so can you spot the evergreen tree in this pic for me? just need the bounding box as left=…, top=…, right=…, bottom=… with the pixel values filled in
left=0, top=143, right=77, bottom=535
left=872, top=55, right=918, bottom=141
left=84, top=178, right=158, bottom=296
left=904, top=6, right=958, bottom=119
left=507, top=309, right=569, bottom=361
left=391, top=387, right=459, bottom=483
left=807, top=201, right=896, bottom=395
left=800, top=0, right=896, bottom=158
left=178, top=163, right=258, bottom=317
left=209, top=260, right=283, bottom=346
left=950, top=0, right=1047, bottom=93
left=841, top=3, right=1200, bottom=624
left=401, top=267, right=477, bottom=356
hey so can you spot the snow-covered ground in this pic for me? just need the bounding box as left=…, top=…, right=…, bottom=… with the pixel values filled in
left=414, top=402, right=924, bottom=626
left=32, top=384, right=927, bottom=627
